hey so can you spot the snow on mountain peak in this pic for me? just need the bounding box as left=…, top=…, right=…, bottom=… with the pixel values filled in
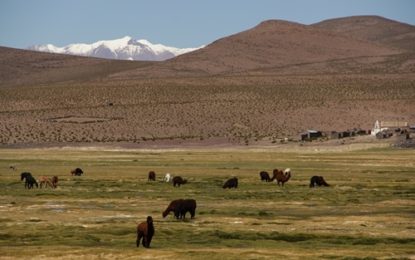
left=27, top=36, right=202, bottom=61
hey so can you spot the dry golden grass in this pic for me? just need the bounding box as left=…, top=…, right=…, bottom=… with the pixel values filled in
left=0, top=147, right=414, bottom=259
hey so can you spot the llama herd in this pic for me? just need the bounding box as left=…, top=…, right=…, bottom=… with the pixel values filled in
left=20, top=172, right=59, bottom=189
left=19, top=168, right=84, bottom=189
left=137, top=199, right=197, bottom=248
left=259, top=168, right=292, bottom=186
left=137, top=169, right=330, bottom=248
left=16, top=166, right=330, bottom=249
left=147, top=168, right=329, bottom=189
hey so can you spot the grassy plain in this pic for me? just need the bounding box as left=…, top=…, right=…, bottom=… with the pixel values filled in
left=0, top=147, right=414, bottom=259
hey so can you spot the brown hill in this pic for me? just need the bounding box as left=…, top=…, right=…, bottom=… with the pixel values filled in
left=0, top=46, right=150, bottom=87
left=110, top=19, right=401, bottom=79
left=1, top=17, right=414, bottom=147
left=312, top=15, right=415, bottom=52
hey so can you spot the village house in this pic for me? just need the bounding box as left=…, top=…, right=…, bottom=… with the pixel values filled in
left=300, top=130, right=323, bottom=141
left=371, top=120, right=409, bottom=138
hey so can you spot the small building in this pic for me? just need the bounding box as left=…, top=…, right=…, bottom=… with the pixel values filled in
left=371, top=120, right=384, bottom=136
left=329, top=129, right=367, bottom=139
left=355, top=129, right=368, bottom=135
left=341, top=131, right=352, bottom=138
left=301, top=130, right=323, bottom=141
left=329, top=131, right=341, bottom=139
left=381, top=121, right=409, bottom=128
left=371, top=120, right=408, bottom=136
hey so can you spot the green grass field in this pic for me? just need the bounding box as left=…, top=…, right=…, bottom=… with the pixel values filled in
left=0, top=147, right=414, bottom=259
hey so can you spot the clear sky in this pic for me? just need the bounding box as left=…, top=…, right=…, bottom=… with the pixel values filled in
left=1, top=0, right=414, bottom=49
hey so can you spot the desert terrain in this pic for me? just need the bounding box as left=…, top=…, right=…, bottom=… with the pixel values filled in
left=0, top=16, right=414, bottom=147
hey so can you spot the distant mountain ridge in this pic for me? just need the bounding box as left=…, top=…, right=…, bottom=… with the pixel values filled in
left=28, top=36, right=202, bottom=61
left=114, top=17, right=403, bottom=78
left=312, top=15, right=415, bottom=52
left=3, top=15, right=414, bottom=85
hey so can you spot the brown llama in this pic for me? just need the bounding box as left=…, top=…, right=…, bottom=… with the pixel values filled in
left=148, top=171, right=156, bottom=181
left=51, top=176, right=58, bottom=188
left=39, top=176, right=53, bottom=188
left=175, top=199, right=197, bottom=219
left=172, top=176, right=187, bottom=187
left=162, top=199, right=183, bottom=218
left=162, top=199, right=197, bottom=219
left=71, top=168, right=83, bottom=176
left=272, top=168, right=291, bottom=186
left=136, top=216, right=155, bottom=248
left=223, top=177, right=238, bottom=189
left=309, top=176, right=329, bottom=187
left=39, top=176, right=59, bottom=188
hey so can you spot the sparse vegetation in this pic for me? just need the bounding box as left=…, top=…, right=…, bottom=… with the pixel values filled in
left=0, top=147, right=414, bottom=259
left=1, top=75, right=414, bottom=146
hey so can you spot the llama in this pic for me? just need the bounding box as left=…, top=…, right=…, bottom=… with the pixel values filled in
left=162, top=199, right=197, bottom=219
left=71, top=168, right=83, bottom=176
left=175, top=199, right=197, bottom=219
left=136, top=216, right=155, bottom=248
left=163, top=173, right=172, bottom=182
left=259, top=171, right=271, bottom=182
left=39, top=176, right=53, bottom=188
left=20, top=172, right=38, bottom=189
left=162, top=199, right=183, bottom=218
left=223, top=177, right=238, bottom=189
left=172, top=176, right=187, bottom=187
left=39, top=176, right=58, bottom=188
left=51, top=176, right=58, bottom=188
left=309, top=176, right=330, bottom=187
left=272, top=169, right=291, bottom=186
left=148, top=171, right=156, bottom=181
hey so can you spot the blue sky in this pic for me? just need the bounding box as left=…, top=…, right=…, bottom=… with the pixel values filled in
left=0, top=0, right=414, bottom=49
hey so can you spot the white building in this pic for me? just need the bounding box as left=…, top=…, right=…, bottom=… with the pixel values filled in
left=371, top=120, right=384, bottom=136
left=371, top=120, right=408, bottom=136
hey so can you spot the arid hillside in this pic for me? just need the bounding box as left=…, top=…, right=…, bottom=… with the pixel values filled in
left=1, top=16, right=414, bottom=147
left=312, top=15, right=415, bottom=52
left=0, top=47, right=149, bottom=87
left=110, top=19, right=402, bottom=79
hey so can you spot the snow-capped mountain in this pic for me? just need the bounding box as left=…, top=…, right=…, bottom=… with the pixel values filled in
left=28, top=36, right=202, bottom=61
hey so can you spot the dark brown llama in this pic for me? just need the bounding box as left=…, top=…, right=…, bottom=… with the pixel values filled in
left=309, top=176, right=329, bottom=187
left=162, top=199, right=197, bottom=219
left=223, top=177, right=238, bottom=189
left=136, top=216, right=155, bottom=248
left=175, top=199, right=197, bottom=219
left=172, top=176, right=187, bottom=187
left=71, top=168, right=83, bottom=176
left=162, top=199, right=183, bottom=218
left=259, top=171, right=271, bottom=182
left=148, top=171, right=156, bottom=181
